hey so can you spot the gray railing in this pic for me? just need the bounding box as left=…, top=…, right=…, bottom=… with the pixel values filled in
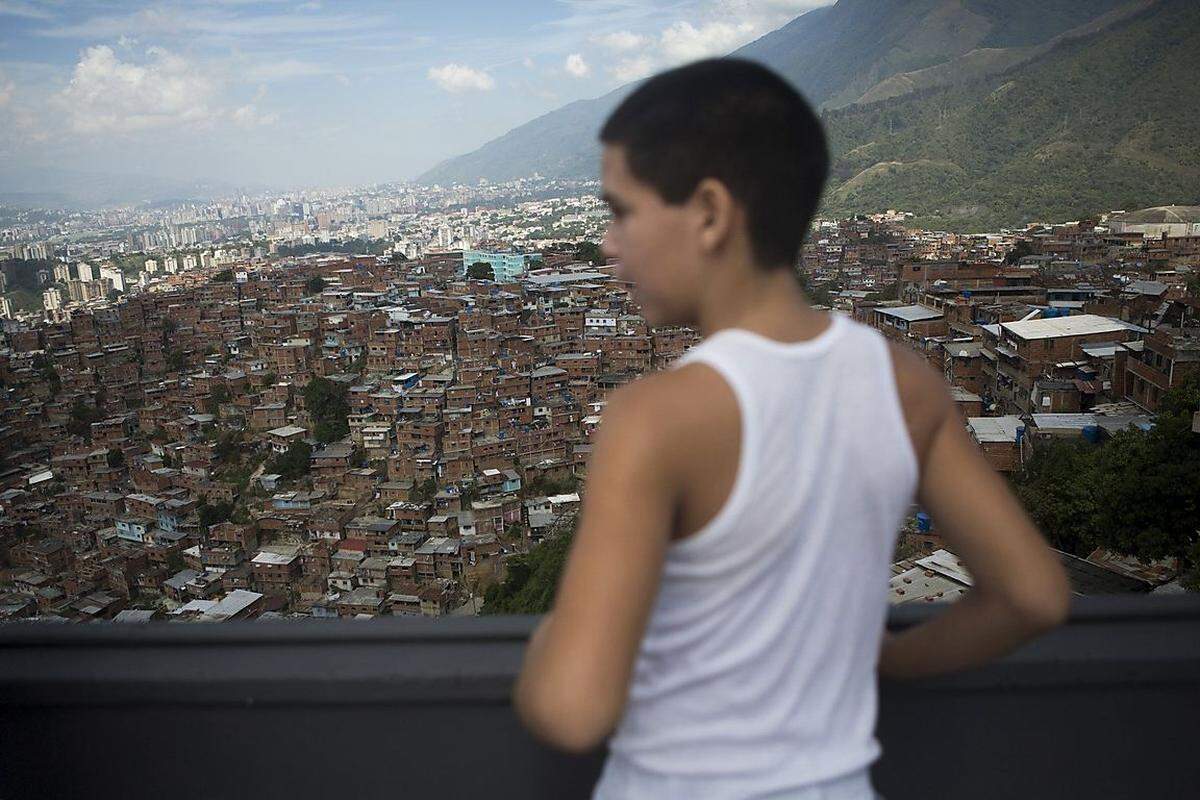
left=1, top=595, right=1198, bottom=799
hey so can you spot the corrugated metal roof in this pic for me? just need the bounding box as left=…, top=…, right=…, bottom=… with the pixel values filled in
left=875, top=304, right=944, bottom=323
left=1001, top=314, right=1128, bottom=340
left=967, top=415, right=1023, bottom=443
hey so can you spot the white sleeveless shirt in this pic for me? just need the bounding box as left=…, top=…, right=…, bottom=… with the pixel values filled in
left=592, top=312, right=917, bottom=800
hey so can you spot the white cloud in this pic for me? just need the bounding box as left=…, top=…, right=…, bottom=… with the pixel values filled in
left=660, top=20, right=757, bottom=63
left=427, top=63, right=494, bottom=93
left=0, top=79, right=13, bottom=108
left=231, top=103, right=278, bottom=127
left=609, top=55, right=655, bottom=83
left=594, top=30, right=650, bottom=52
left=334, top=73, right=351, bottom=87
left=564, top=53, right=590, bottom=78
left=56, top=45, right=215, bottom=133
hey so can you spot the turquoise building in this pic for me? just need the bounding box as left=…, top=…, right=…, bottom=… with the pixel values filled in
left=463, top=249, right=543, bottom=282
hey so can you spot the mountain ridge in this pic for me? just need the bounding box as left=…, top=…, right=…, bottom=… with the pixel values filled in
left=417, top=0, right=1133, bottom=187
left=415, top=0, right=1200, bottom=231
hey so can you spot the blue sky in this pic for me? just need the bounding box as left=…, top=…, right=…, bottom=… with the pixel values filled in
left=0, top=1, right=831, bottom=189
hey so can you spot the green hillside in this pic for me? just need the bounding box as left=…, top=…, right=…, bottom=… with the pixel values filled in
left=821, top=0, right=1200, bottom=229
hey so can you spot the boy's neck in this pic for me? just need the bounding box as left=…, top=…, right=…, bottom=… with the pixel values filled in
left=695, top=266, right=827, bottom=341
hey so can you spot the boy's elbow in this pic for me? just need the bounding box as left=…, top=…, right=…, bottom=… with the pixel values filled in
left=514, top=685, right=612, bottom=755
left=1013, top=568, right=1073, bottom=632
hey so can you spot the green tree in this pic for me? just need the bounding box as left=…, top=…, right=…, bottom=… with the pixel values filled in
left=67, top=400, right=103, bottom=439
left=306, top=276, right=327, bottom=294
left=467, top=261, right=494, bottom=281
left=211, top=269, right=233, bottom=283
left=1012, top=373, right=1200, bottom=582
left=166, top=349, right=187, bottom=373
left=574, top=241, right=603, bottom=265
left=1012, top=438, right=1097, bottom=554
left=205, top=384, right=230, bottom=416
left=303, top=376, right=350, bottom=444
left=33, top=357, right=60, bottom=396
left=106, top=448, right=125, bottom=468
left=483, top=514, right=578, bottom=614
left=412, top=476, right=438, bottom=503
left=213, top=429, right=244, bottom=464
left=1004, top=239, right=1035, bottom=265
left=198, top=501, right=234, bottom=532
left=268, top=440, right=312, bottom=479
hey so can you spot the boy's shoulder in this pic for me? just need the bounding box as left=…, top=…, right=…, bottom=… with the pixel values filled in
left=885, top=340, right=954, bottom=473
left=613, top=361, right=734, bottom=426
left=607, top=362, right=740, bottom=478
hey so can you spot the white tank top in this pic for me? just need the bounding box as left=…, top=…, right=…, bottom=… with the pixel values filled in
left=593, top=312, right=917, bottom=799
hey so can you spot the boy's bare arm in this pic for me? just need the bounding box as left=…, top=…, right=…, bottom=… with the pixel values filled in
left=513, top=375, right=681, bottom=753
left=879, top=346, right=1072, bottom=680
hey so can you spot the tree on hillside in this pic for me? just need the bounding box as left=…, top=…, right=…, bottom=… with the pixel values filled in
left=303, top=376, right=350, bottom=444
left=1012, top=374, right=1200, bottom=588
left=483, top=513, right=579, bottom=614
left=467, top=261, right=494, bottom=281
left=268, top=441, right=312, bottom=480
left=574, top=241, right=603, bottom=266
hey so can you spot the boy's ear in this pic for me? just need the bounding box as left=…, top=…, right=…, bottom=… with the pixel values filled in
left=691, top=177, right=737, bottom=256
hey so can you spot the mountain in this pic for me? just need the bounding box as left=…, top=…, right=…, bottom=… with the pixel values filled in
left=822, top=0, right=1200, bottom=229
left=417, top=0, right=1200, bottom=230
left=417, top=0, right=1136, bottom=187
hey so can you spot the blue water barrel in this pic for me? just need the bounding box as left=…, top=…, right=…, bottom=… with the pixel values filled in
left=916, top=512, right=932, bottom=532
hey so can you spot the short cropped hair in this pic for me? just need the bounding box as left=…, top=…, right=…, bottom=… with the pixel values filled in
left=600, top=58, right=829, bottom=270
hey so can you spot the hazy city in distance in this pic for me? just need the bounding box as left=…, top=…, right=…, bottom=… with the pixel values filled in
left=0, top=0, right=1198, bottom=624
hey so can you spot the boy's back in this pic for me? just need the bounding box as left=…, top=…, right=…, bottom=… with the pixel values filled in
left=593, top=312, right=918, bottom=798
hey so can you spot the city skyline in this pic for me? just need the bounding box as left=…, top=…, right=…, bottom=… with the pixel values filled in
left=0, top=0, right=832, bottom=190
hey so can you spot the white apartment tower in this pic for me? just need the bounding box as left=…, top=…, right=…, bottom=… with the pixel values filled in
left=42, top=287, right=62, bottom=311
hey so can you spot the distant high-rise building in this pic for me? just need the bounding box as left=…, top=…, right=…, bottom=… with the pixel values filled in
left=144, top=259, right=158, bottom=274
left=42, top=287, right=62, bottom=311
left=0, top=296, right=13, bottom=319
left=164, top=256, right=179, bottom=274
left=200, top=251, right=213, bottom=270
left=53, top=263, right=71, bottom=283
left=182, top=255, right=197, bottom=271
left=99, top=265, right=125, bottom=293
left=21, top=242, right=49, bottom=260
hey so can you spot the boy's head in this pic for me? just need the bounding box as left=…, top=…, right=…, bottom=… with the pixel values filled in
left=598, top=58, right=829, bottom=326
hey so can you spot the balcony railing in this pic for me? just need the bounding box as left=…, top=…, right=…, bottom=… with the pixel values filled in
left=0, top=595, right=1197, bottom=800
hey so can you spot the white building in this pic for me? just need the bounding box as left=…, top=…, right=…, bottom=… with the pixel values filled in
left=99, top=265, right=125, bottom=293
left=42, top=288, right=62, bottom=311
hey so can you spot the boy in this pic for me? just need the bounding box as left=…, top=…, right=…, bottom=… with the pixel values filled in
left=514, top=58, right=1071, bottom=799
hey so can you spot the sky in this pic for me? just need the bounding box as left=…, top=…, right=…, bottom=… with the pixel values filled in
left=0, top=0, right=833, bottom=190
